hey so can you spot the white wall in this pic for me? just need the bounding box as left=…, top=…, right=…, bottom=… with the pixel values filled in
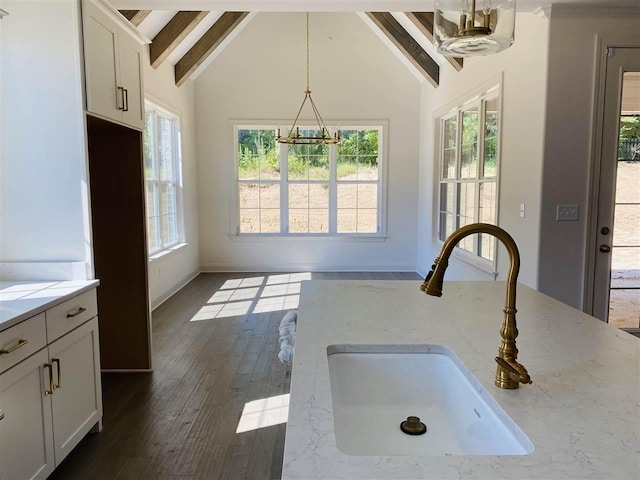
left=195, top=12, right=421, bottom=272
left=417, top=13, right=549, bottom=288
left=0, top=0, right=91, bottom=276
left=143, top=50, right=200, bottom=309
left=538, top=7, right=640, bottom=309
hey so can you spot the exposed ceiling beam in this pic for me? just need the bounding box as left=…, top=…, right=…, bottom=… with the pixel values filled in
left=174, top=11, right=249, bottom=87
left=365, top=12, right=439, bottom=87
left=405, top=12, right=463, bottom=71
left=150, top=11, right=209, bottom=68
left=119, top=10, right=152, bottom=27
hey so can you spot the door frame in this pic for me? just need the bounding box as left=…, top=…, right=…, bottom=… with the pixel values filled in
left=585, top=37, right=640, bottom=321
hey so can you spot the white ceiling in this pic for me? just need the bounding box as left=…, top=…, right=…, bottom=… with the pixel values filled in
left=110, top=0, right=640, bottom=13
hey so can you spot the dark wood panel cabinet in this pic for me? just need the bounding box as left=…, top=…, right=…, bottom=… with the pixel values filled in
left=87, top=116, right=151, bottom=370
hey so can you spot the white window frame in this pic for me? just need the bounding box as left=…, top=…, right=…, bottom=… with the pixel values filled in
left=232, top=122, right=387, bottom=237
left=144, top=100, right=184, bottom=256
left=434, top=81, right=503, bottom=274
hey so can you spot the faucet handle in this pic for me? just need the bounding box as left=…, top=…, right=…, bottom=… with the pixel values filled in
left=495, top=357, right=532, bottom=385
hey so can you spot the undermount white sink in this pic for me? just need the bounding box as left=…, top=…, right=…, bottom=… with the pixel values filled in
left=327, top=344, right=534, bottom=456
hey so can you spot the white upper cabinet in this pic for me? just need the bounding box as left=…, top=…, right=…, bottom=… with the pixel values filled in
left=82, top=0, right=148, bottom=130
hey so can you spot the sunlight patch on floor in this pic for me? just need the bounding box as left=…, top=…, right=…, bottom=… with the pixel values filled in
left=190, top=273, right=310, bottom=321
left=236, top=393, right=290, bottom=433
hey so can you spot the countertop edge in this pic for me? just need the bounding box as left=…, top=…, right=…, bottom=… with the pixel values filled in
left=0, top=280, right=100, bottom=332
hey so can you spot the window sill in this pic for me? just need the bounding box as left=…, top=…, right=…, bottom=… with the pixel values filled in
left=148, top=243, right=189, bottom=263
left=228, top=234, right=388, bottom=243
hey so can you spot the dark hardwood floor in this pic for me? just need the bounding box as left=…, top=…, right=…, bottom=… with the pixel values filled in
left=50, top=271, right=420, bottom=480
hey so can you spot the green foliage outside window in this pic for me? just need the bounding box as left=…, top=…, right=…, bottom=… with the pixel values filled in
left=619, top=115, right=640, bottom=160
left=237, top=128, right=379, bottom=180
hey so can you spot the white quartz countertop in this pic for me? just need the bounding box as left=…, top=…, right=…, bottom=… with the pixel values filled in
left=283, top=280, right=640, bottom=479
left=0, top=280, right=99, bottom=332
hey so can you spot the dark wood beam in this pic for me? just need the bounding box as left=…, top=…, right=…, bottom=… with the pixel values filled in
left=366, top=12, right=439, bottom=87
left=150, top=11, right=208, bottom=69
left=406, top=12, right=463, bottom=72
left=119, top=10, right=151, bottom=27
left=175, top=12, right=249, bottom=87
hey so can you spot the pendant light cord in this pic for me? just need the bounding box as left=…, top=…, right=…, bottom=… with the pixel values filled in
left=306, top=12, right=310, bottom=92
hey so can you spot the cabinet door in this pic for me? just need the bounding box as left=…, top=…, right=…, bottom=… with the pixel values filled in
left=84, top=1, right=120, bottom=122
left=118, top=31, right=145, bottom=131
left=0, top=349, right=55, bottom=480
left=48, top=318, right=102, bottom=465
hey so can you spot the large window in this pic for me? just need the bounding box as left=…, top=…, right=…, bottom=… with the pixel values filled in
left=437, top=86, right=500, bottom=264
left=235, top=125, right=384, bottom=236
left=144, top=101, right=183, bottom=254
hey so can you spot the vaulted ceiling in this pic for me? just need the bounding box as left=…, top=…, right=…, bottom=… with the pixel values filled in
left=119, top=9, right=464, bottom=87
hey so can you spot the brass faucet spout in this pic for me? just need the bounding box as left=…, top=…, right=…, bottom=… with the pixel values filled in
left=421, top=223, right=532, bottom=390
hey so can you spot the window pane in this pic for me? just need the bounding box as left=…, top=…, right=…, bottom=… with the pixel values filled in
left=439, top=212, right=454, bottom=242
left=478, top=181, right=497, bottom=261
left=310, top=155, right=329, bottom=181
left=240, top=209, right=260, bottom=233
left=309, top=184, right=329, bottom=208
left=440, top=183, right=455, bottom=214
left=162, top=213, right=177, bottom=245
left=260, top=209, right=280, bottom=233
left=261, top=184, right=280, bottom=209
left=460, top=108, right=478, bottom=179
left=289, top=210, right=309, bottom=233
left=442, top=117, right=457, bottom=179
left=338, top=129, right=379, bottom=181
left=357, top=209, right=377, bottom=233
left=358, top=184, right=377, bottom=209
left=309, top=209, right=329, bottom=233
left=238, top=129, right=277, bottom=181
left=144, top=111, right=155, bottom=180
left=289, top=184, right=308, bottom=209
left=358, top=156, right=378, bottom=181
left=239, top=184, right=260, bottom=209
left=337, top=209, right=357, bottom=233
left=147, top=215, right=159, bottom=252
left=157, top=116, right=174, bottom=181
left=483, top=96, right=499, bottom=178
left=288, top=154, right=309, bottom=180
left=457, top=183, right=476, bottom=253
left=288, top=131, right=329, bottom=181
left=337, top=155, right=357, bottom=180
left=337, top=184, right=357, bottom=209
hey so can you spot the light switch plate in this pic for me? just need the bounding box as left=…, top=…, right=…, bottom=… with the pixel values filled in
left=556, top=204, right=579, bottom=221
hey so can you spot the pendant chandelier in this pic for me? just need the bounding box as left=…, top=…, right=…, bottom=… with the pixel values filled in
left=434, top=0, right=516, bottom=57
left=277, top=12, right=340, bottom=145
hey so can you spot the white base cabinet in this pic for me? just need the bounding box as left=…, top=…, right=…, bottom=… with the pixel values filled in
left=0, top=289, right=102, bottom=480
left=49, top=319, right=102, bottom=464
left=0, top=350, right=55, bottom=480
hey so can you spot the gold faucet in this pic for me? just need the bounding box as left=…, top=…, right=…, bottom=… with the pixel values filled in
left=421, top=223, right=532, bottom=389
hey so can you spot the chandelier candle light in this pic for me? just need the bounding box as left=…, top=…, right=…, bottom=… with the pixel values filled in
left=434, top=0, right=516, bottom=57
left=276, top=12, right=340, bottom=145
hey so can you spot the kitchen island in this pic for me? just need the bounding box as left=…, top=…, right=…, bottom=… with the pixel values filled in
left=283, top=280, right=639, bottom=479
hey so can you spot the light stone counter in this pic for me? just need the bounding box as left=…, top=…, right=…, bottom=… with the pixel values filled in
left=283, top=280, right=640, bottom=479
left=0, top=280, right=99, bottom=331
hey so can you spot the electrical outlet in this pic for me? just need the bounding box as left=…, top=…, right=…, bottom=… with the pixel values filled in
left=556, top=204, right=579, bottom=221
left=519, top=203, right=525, bottom=218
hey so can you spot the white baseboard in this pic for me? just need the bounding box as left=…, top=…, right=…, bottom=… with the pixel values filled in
left=150, top=270, right=200, bottom=311
left=199, top=262, right=417, bottom=273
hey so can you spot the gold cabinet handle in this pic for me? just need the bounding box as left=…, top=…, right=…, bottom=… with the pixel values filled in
left=43, top=363, right=54, bottom=395
left=66, top=307, right=86, bottom=318
left=123, top=88, right=129, bottom=112
left=0, top=338, right=28, bottom=355
left=52, top=358, right=61, bottom=389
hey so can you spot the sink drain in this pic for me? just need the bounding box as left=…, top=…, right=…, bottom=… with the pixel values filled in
left=400, top=416, right=427, bottom=435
